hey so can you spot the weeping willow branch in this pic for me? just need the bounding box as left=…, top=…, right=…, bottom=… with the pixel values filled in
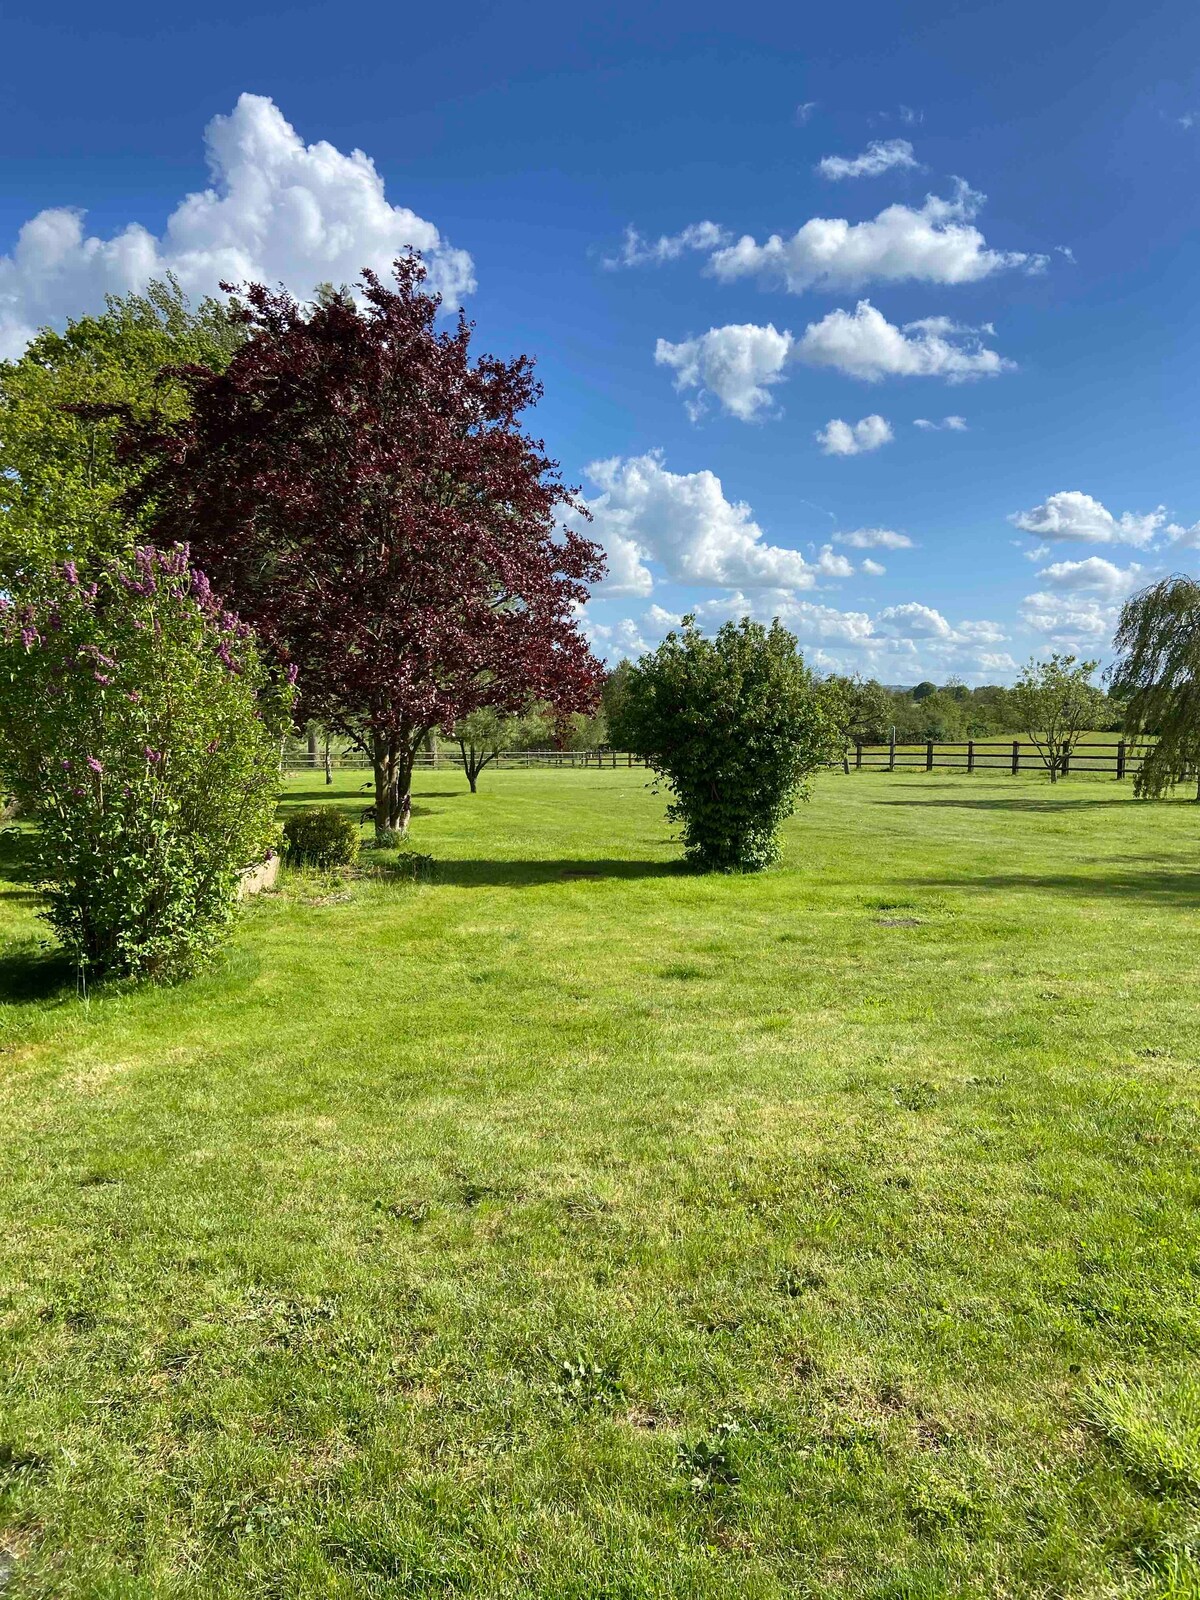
left=1110, top=576, right=1200, bottom=801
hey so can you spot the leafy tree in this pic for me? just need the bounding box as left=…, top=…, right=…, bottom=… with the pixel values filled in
left=819, top=674, right=895, bottom=769
left=1010, top=653, right=1107, bottom=782
left=0, top=277, right=243, bottom=590
left=1110, top=576, right=1200, bottom=801
left=601, top=659, right=636, bottom=744
left=123, top=257, right=604, bottom=838
left=0, top=546, right=291, bottom=981
left=448, top=705, right=552, bottom=791
left=617, top=615, right=831, bottom=871
left=912, top=680, right=938, bottom=701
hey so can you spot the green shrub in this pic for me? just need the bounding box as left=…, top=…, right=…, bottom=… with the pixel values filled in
left=283, top=806, right=360, bottom=869
left=614, top=615, right=833, bottom=871
left=0, top=545, right=292, bottom=982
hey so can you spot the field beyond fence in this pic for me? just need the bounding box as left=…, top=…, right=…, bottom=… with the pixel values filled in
left=284, top=737, right=1155, bottom=779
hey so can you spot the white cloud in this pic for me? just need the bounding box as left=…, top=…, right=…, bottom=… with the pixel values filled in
left=1010, top=491, right=1166, bottom=547
left=604, top=221, right=729, bottom=269
left=795, top=102, right=818, bottom=125
left=815, top=413, right=893, bottom=456
left=1035, top=556, right=1145, bottom=599
left=1019, top=592, right=1120, bottom=644
left=654, top=323, right=793, bottom=421
left=833, top=528, right=914, bottom=549
left=684, top=589, right=1010, bottom=678
left=815, top=544, right=855, bottom=578
left=913, top=414, right=968, bottom=430
left=817, top=139, right=919, bottom=180
left=0, top=93, right=475, bottom=359
left=861, top=558, right=886, bottom=576
left=575, top=451, right=821, bottom=594
left=796, top=300, right=1013, bottom=382
left=709, top=181, right=1045, bottom=293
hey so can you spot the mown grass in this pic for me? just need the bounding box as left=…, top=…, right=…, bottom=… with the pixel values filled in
left=1, top=766, right=1199, bottom=1598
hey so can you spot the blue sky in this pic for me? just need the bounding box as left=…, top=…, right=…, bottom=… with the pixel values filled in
left=3, top=0, right=1198, bottom=682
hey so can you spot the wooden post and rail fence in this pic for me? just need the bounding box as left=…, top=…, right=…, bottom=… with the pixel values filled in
left=850, top=738, right=1146, bottom=779
left=284, top=739, right=1153, bottom=780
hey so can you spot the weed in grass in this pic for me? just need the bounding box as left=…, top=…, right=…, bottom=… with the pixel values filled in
left=554, top=1357, right=625, bottom=1411
left=677, top=1419, right=742, bottom=1493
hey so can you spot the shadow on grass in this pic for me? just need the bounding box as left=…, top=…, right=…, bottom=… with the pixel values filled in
left=420, top=857, right=686, bottom=889
left=0, top=829, right=45, bottom=906
left=276, top=790, right=442, bottom=821
left=920, top=867, right=1200, bottom=906
left=875, top=794, right=1144, bottom=814
left=0, top=946, right=76, bottom=1004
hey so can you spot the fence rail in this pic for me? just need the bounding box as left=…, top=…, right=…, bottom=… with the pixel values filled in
left=851, top=738, right=1150, bottom=778
left=284, top=748, right=649, bottom=773
left=284, top=740, right=1156, bottom=781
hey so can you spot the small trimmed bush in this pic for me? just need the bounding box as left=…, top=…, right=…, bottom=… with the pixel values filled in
left=613, top=615, right=833, bottom=872
left=283, top=806, right=360, bottom=869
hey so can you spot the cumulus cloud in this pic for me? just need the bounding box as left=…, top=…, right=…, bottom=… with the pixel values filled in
left=0, top=93, right=475, bottom=359
left=861, top=558, right=886, bottom=576
left=795, top=101, right=818, bottom=125
left=573, top=451, right=823, bottom=594
left=1035, top=556, right=1145, bottom=599
left=817, top=138, right=919, bottom=180
left=833, top=528, right=914, bottom=549
left=685, top=589, right=1010, bottom=678
left=913, top=414, right=968, bottom=430
left=815, top=414, right=893, bottom=456
left=1019, top=592, right=1120, bottom=643
left=654, top=323, right=793, bottom=421
left=708, top=181, right=1044, bottom=293
left=796, top=301, right=1013, bottom=381
left=604, top=221, right=729, bottom=269
left=1010, top=491, right=1166, bottom=548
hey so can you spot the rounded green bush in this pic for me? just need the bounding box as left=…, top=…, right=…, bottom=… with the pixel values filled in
left=282, top=806, right=360, bottom=869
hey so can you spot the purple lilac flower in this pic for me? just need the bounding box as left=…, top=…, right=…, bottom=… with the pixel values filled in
left=86, top=756, right=103, bottom=775
left=62, top=561, right=78, bottom=586
left=144, top=747, right=163, bottom=764
left=127, top=690, right=142, bottom=704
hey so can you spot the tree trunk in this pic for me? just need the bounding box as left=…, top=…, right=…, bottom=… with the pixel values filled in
left=372, top=732, right=414, bottom=837
left=323, top=733, right=333, bottom=785
left=468, top=770, right=478, bottom=793
left=307, top=725, right=318, bottom=767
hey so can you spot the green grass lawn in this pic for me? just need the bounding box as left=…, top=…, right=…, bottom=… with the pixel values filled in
left=2, top=768, right=1199, bottom=1598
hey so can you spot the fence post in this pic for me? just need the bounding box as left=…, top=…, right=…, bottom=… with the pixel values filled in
left=967, top=740, right=975, bottom=774
left=1061, top=749, right=1070, bottom=777
left=889, top=735, right=896, bottom=772
left=1116, top=740, right=1126, bottom=781
left=855, top=740, right=863, bottom=771
left=1011, top=740, right=1020, bottom=776
left=925, top=739, right=934, bottom=772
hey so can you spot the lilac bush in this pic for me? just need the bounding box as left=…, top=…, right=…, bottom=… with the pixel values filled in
left=0, top=546, right=294, bottom=980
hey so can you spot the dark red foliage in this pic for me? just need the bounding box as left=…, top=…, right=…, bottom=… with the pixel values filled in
left=122, top=257, right=605, bottom=832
